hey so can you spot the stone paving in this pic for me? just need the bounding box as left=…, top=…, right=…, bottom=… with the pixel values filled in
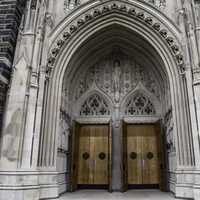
left=56, top=190, right=185, bottom=200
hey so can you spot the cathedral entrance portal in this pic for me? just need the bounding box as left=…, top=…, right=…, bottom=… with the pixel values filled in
left=1, top=0, right=197, bottom=199
left=46, top=15, right=194, bottom=195
left=66, top=43, right=167, bottom=192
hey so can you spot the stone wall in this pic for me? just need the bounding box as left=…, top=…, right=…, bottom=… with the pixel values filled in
left=0, top=0, right=26, bottom=134
left=0, top=81, right=6, bottom=138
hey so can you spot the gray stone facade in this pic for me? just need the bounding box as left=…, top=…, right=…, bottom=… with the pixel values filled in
left=1, top=0, right=200, bottom=200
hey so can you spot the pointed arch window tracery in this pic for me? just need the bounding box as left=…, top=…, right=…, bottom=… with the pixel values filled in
left=80, top=94, right=110, bottom=116
left=125, top=92, right=156, bottom=116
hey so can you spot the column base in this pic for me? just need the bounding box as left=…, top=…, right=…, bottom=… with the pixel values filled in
left=173, top=168, right=200, bottom=200
left=0, top=170, right=61, bottom=200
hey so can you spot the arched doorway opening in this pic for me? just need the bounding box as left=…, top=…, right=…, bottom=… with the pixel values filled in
left=59, top=24, right=175, bottom=191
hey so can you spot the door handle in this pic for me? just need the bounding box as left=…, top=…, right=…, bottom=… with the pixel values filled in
left=146, top=152, right=154, bottom=160
left=129, top=152, right=137, bottom=160
left=99, top=152, right=106, bottom=160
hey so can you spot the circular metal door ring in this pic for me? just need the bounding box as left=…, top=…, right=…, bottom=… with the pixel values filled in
left=129, top=152, right=137, bottom=160
left=99, top=152, right=106, bottom=160
left=147, top=152, right=154, bottom=160
left=82, top=152, right=90, bottom=160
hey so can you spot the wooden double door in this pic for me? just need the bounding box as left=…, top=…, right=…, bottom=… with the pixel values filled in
left=71, top=122, right=112, bottom=191
left=122, top=123, right=164, bottom=191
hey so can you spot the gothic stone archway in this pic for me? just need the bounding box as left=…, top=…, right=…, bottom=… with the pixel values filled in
left=0, top=0, right=198, bottom=199
left=37, top=1, right=195, bottom=198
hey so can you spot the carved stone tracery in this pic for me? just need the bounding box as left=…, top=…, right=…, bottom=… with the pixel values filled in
left=64, top=0, right=80, bottom=12
left=58, top=111, right=70, bottom=150
left=164, top=108, right=175, bottom=152
left=64, top=0, right=166, bottom=12
left=144, top=0, right=166, bottom=8
left=80, top=94, right=110, bottom=116
left=125, top=92, right=156, bottom=115
left=74, top=51, right=161, bottom=105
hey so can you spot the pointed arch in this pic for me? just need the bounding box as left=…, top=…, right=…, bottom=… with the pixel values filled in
left=124, top=91, right=156, bottom=116
left=73, top=88, right=113, bottom=118
left=79, top=93, right=110, bottom=116
left=121, top=83, right=162, bottom=116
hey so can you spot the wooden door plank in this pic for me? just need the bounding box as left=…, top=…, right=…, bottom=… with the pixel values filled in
left=94, top=125, right=108, bottom=184
left=108, top=121, right=112, bottom=192
left=121, top=120, right=128, bottom=192
left=77, top=125, right=90, bottom=184
left=89, top=126, right=95, bottom=184
left=142, top=125, right=159, bottom=184
left=127, top=125, right=142, bottom=185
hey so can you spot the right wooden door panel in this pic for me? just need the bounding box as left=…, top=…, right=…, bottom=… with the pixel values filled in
left=127, top=124, right=160, bottom=185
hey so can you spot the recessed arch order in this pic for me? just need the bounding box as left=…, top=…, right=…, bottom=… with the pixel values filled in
left=39, top=0, right=193, bottom=170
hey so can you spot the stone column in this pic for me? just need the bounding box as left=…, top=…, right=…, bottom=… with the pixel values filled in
left=112, top=117, right=122, bottom=191
left=112, top=105, right=122, bottom=191
left=0, top=1, right=51, bottom=200
left=193, top=69, right=200, bottom=148
left=192, top=68, right=200, bottom=200
left=175, top=2, right=200, bottom=199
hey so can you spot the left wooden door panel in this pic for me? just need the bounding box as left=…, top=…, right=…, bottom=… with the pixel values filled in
left=71, top=123, right=112, bottom=191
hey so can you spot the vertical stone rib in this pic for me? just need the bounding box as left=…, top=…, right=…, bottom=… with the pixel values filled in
left=38, top=78, right=49, bottom=166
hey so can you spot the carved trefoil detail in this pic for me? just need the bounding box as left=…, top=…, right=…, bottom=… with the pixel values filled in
left=125, top=92, right=156, bottom=116
left=80, top=94, right=110, bottom=116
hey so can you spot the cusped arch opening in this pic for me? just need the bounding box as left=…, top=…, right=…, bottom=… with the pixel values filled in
left=123, top=90, right=159, bottom=116
left=75, top=90, right=113, bottom=118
